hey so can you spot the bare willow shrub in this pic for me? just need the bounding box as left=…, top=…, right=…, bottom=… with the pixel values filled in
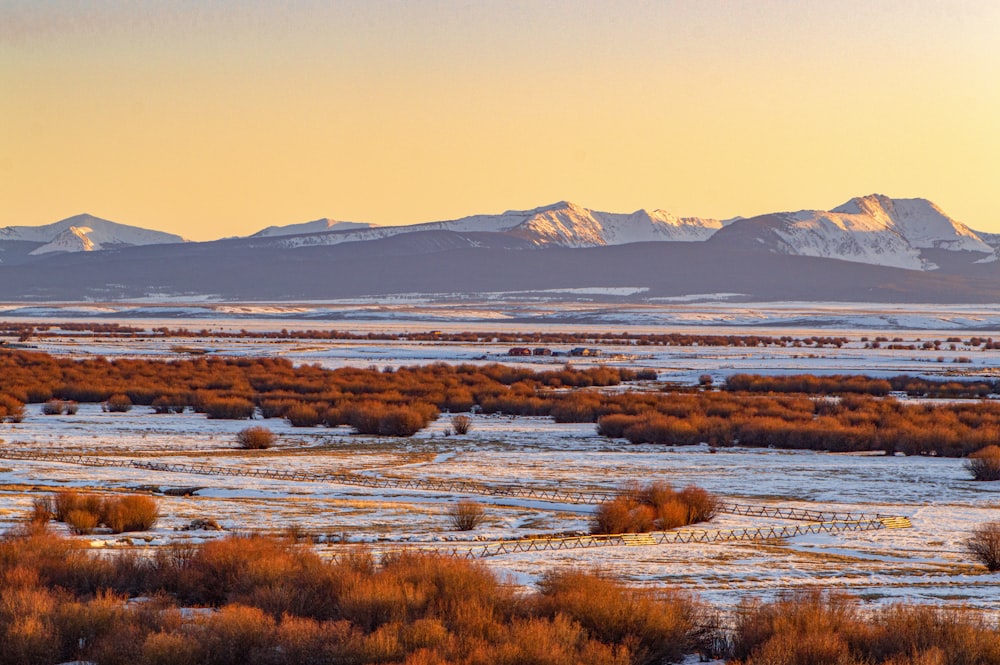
left=450, top=414, right=472, bottom=435
left=259, top=399, right=297, bottom=419
left=202, top=397, right=255, bottom=420
left=236, top=426, right=276, bottom=450
left=0, top=394, right=25, bottom=422
left=285, top=403, right=323, bottom=427
left=729, top=592, right=859, bottom=663
left=140, top=631, right=204, bottom=665
left=591, top=482, right=719, bottom=534
left=729, top=591, right=1000, bottom=665
left=965, top=522, right=1000, bottom=571
left=54, top=491, right=103, bottom=522
left=0, top=571, right=61, bottom=665
left=54, top=590, right=138, bottom=665
left=677, top=485, right=720, bottom=523
left=198, top=604, right=276, bottom=665
left=151, top=396, right=185, bottom=414
left=103, top=495, right=159, bottom=533
left=30, top=497, right=54, bottom=525
left=536, top=569, right=703, bottom=665
left=65, top=509, right=101, bottom=535
left=447, top=500, right=486, bottom=531
left=52, top=492, right=158, bottom=534
left=591, top=495, right=655, bottom=535
left=105, top=394, right=133, bottom=413
left=966, top=445, right=1000, bottom=481
left=42, top=399, right=65, bottom=415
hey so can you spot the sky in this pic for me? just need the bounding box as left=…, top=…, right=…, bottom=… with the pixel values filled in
left=2, top=0, right=999, bottom=240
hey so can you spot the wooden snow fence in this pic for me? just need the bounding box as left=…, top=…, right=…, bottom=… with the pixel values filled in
left=0, top=449, right=912, bottom=561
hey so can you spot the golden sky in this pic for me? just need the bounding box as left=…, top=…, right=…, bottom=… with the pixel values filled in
left=2, top=1, right=998, bottom=240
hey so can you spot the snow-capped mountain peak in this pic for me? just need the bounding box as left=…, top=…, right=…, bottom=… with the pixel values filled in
left=31, top=226, right=97, bottom=254
left=251, top=218, right=379, bottom=238
left=263, top=201, right=724, bottom=250
left=832, top=194, right=991, bottom=253
left=712, top=194, right=995, bottom=271
left=0, top=214, right=185, bottom=255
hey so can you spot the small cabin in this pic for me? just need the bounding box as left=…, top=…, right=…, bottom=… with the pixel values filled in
left=508, top=347, right=532, bottom=356
left=532, top=347, right=553, bottom=356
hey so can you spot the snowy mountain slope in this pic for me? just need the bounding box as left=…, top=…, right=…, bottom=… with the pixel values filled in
left=255, top=196, right=991, bottom=269
left=977, top=231, right=1000, bottom=249
left=506, top=201, right=724, bottom=247
left=31, top=226, right=96, bottom=254
left=832, top=195, right=992, bottom=253
left=770, top=210, right=928, bottom=271
left=6, top=195, right=994, bottom=275
left=2, top=232, right=998, bottom=303
left=711, top=195, right=995, bottom=271
left=0, top=214, right=185, bottom=255
left=251, top=218, right=378, bottom=238
left=265, top=201, right=724, bottom=249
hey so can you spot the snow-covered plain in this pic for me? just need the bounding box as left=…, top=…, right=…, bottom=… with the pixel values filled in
left=1, top=321, right=1000, bottom=614
left=9, top=299, right=1000, bottom=331
left=13, top=323, right=1000, bottom=388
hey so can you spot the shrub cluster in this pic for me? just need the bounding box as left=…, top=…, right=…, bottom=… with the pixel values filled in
left=6, top=350, right=1000, bottom=452
left=965, top=445, right=1000, bottom=481
left=965, top=522, right=1000, bottom=572
left=5, top=319, right=858, bottom=349
left=0, top=529, right=706, bottom=665
left=202, top=396, right=256, bottom=419
left=592, top=482, right=719, bottom=534
left=447, top=500, right=486, bottom=531
left=42, top=399, right=78, bottom=415
left=450, top=414, right=472, bottom=435
left=0, top=350, right=638, bottom=435
left=151, top=395, right=186, bottom=413
left=236, top=426, right=277, bottom=450
left=0, top=394, right=24, bottom=423
left=726, top=373, right=1000, bottom=399
left=324, top=401, right=439, bottom=436
left=730, top=591, right=1000, bottom=665
left=103, top=394, right=132, bottom=412
left=38, top=491, right=159, bottom=534
left=594, top=391, right=1000, bottom=456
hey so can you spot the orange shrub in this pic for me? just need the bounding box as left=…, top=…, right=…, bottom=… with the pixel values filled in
left=729, top=591, right=1000, bottom=665
left=966, top=445, right=1000, bottom=481
left=41, top=399, right=65, bottom=415
left=285, top=403, right=323, bottom=427
left=102, top=495, right=159, bottom=533
left=236, top=426, right=276, bottom=450
left=202, top=397, right=255, bottom=420
left=592, top=482, right=718, bottom=534
left=104, top=393, right=133, bottom=412
left=592, top=496, right=656, bottom=534
left=535, top=570, right=702, bottom=664
left=51, top=492, right=158, bottom=534
left=64, top=509, right=100, bottom=535
left=0, top=393, right=25, bottom=422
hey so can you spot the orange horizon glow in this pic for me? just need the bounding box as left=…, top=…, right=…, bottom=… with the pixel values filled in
left=2, top=1, right=998, bottom=240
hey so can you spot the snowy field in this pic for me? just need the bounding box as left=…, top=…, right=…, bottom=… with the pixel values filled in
left=1, top=315, right=1000, bottom=613
left=8, top=299, right=1000, bottom=331
left=13, top=325, right=1000, bottom=387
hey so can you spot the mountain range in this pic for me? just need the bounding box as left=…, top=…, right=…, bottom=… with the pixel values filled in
left=1, top=195, right=998, bottom=303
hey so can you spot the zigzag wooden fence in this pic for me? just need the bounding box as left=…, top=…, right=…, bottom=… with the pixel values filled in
left=0, top=449, right=612, bottom=502
left=0, top=449, right=905, bottom=523
left=337, top=515, right=910, bottom=561
left=0, top=449, right=912, bottom=560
